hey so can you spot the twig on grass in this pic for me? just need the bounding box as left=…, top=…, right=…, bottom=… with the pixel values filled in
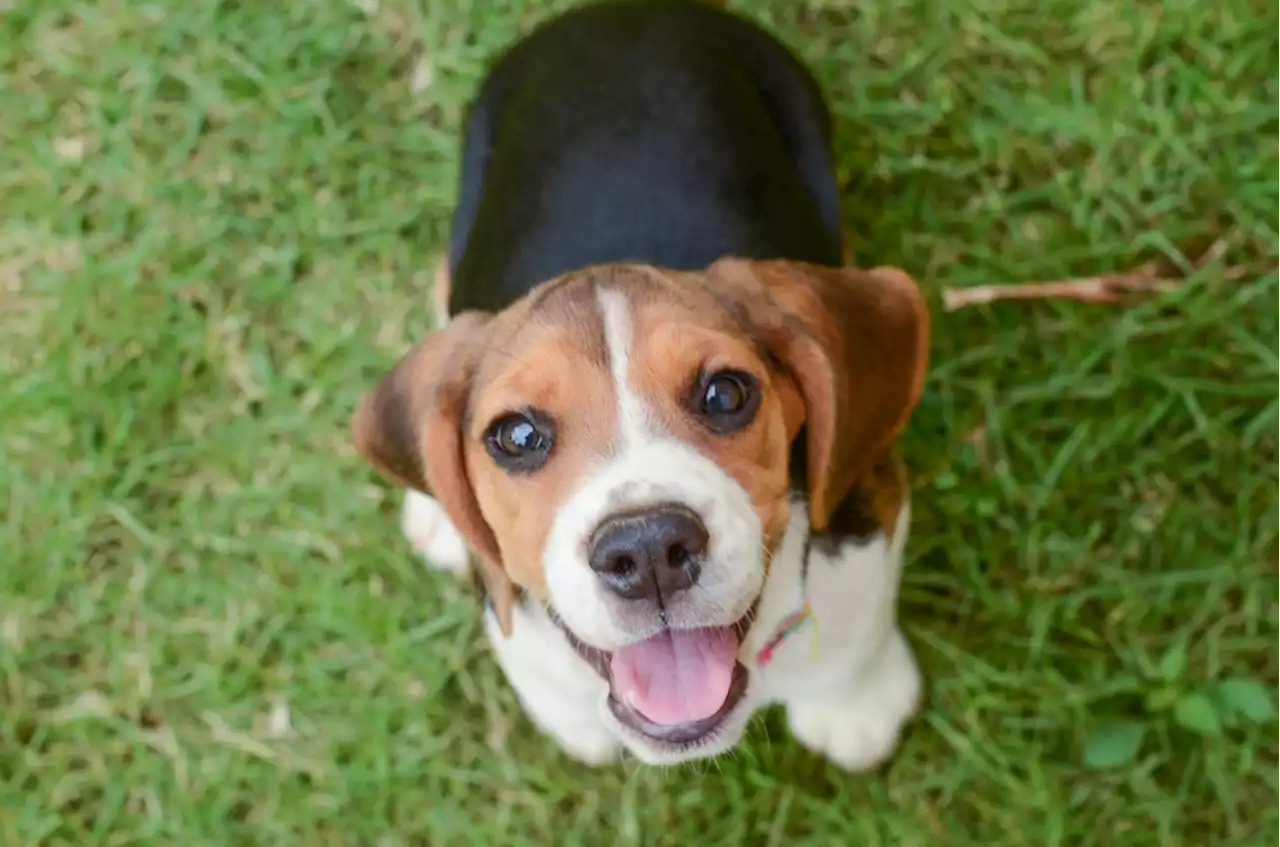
left=941, top=272, right=1181, bottom=312
left=942, top=237, right=1272, bottom=313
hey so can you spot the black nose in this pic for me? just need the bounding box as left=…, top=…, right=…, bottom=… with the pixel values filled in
left=588, top=505, right=709, bottom=600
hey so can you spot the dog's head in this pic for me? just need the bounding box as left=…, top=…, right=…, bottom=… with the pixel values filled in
left=351, top=258, right=929, bottom=762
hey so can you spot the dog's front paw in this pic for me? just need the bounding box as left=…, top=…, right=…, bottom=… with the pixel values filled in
left=401, top=489, right=470, bottom=576
left=785, top=631, right=922, bottom=772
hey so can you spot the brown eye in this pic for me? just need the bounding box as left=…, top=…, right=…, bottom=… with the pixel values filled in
left=484, top=410, right=555, bottom=472
left=693, top=370, right=759, bottom=433
left=703, top=374, right=746, bottom=414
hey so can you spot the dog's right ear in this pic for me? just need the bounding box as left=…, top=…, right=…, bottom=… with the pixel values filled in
left=350, top=312, right=516, bottom=631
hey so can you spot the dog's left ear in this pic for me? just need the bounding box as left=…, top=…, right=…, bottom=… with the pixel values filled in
left=706, top=258, right=930, bottom=530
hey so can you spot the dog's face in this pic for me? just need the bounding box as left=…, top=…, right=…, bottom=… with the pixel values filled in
left=351, top=258, right=928, bottom=762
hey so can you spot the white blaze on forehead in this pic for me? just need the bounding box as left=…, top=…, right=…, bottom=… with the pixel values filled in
left=541, top=282, right=763, bottom=653
left=596, top=286, right=655, bottom=445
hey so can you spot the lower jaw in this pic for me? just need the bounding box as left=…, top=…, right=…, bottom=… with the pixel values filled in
left=612, top=709, right=754, bottom=765
left=549, top=600, right=760, bottom=749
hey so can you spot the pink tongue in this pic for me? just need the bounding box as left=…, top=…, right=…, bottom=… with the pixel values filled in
left=609, top=627, right=738, bottom=726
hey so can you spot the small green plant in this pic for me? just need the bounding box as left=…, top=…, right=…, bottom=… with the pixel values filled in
left=1084, top=643, right=1277, bottom=770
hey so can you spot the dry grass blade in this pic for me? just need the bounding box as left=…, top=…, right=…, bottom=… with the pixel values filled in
left=943, top=237, right=1275, bottom=313
left=942, top=273, right=1183, bottom=312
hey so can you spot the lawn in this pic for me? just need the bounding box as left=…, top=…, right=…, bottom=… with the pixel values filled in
left=2, top=0, right=1277, bottom=844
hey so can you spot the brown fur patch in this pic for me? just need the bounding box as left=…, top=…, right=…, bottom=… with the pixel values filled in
left=462, top=277, right=616, bottom=596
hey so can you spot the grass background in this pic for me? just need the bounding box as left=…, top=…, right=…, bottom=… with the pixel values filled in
left=2, top=0, right=1277, bottom=844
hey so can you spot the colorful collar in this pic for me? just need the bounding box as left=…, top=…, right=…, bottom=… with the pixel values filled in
left=755, top=601, right=817, bottom=667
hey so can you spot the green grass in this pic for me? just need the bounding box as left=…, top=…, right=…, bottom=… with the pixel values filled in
left=2, top=0, right=1277, bottom=843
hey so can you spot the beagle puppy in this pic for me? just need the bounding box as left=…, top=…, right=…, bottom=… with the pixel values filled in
left=351, top=0, right=930, bottom=769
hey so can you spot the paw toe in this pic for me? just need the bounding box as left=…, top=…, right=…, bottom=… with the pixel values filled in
left=788, top=702, right=905, bottom=772
left=786, top=641, right=923, bottom=772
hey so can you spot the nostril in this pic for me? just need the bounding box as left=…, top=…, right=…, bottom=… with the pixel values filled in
left=608, top=553, right=636, bottom=576
left=661, top=532, right=702, bottom=594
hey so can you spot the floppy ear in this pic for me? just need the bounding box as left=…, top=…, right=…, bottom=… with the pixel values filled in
left=706, top=258, right=930, bottom=531
left=349, top=312, right=518, bottom=634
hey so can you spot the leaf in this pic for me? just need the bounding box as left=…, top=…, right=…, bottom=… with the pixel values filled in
left=1158, top=644, right=1187, bottom=681
left=1173, top=692, right=1222, bottom=735
left=1213, top=678, right=1276, bottom=724
left=1084, top=721, right=1146, bottom=769
left=1145, top=685, right=1181, bottom=713
left=932, top=472, right=958, bottom=491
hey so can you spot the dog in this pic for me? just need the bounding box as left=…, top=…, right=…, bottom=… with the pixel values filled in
left=350, top=0, right=930, bottom=769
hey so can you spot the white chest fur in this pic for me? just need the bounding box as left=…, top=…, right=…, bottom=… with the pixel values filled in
left=748, top=499, right=914, bottom=701
left=742, top=499, right=922, bottom=770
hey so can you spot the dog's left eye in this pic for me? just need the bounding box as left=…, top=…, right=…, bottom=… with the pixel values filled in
left=693, top=370, right=759, bottom=433
left=484, top=410, right=555, bottom=472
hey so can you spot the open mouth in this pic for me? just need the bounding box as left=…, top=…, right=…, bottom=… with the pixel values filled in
left=550, top=602, right=759, bottom=746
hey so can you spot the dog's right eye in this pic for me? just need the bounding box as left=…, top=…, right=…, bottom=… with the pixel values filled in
left=484, top=410, right=555, bottom=472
